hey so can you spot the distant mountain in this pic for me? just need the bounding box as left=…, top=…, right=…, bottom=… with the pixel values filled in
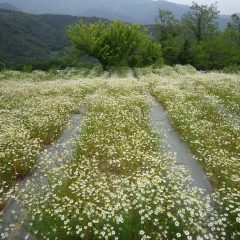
left=0, top=0, right=234, bottom=28
left=0, top=0, right=190, bottom=23
left=0, top=9, right=104, bottom=67
left=84, top=8, right=136, bottom=23
left=0, top=2, right=19, bottom=11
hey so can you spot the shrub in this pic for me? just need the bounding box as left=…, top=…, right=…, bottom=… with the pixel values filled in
left=22, top=64, right=33, bottom=73
left=223, top=64, right=240, bottom=74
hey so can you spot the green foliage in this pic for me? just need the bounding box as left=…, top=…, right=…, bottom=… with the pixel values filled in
left=153, top=2, right=240, bottom=70
left=1, top=3, right=239, bottom=72
left=155, top=10, right=180, bottom=65
left=223, top=64, right=240, bottom=74
left=182, top=2, right=219, bottom=41
left=0, top=61, right=5, bottom=71
left=22, top=64, right=33, bottom=73
left=0, top=10, right=100, bottom=68
left=14, top=52, right=98, bottom=72
left=154, top=3, right=222, bottom=69
left=68, top=20, right=163, bottom=70
left=162, top=37, right=180, bottom=65
left=155, top=10, right=180, bottom=42
left=189, top=41, right=209, bottom=70
left=205, top=31, right=240, bottom=69
left=181, top=32, right=240, bottom=70
left=132, top=35, right=163, bottom=67
left=178, top=40, right=193, bottom=65
left=227, top=14, right=240, bottom=46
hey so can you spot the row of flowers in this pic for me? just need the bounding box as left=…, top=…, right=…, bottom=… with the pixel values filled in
left=11, top=78, right=226, bottom=240
left=1, top=69, right=239, bottom=239
left=147, top=72, right=240, bottom=238
left=0, top=77, right=98, bottom=209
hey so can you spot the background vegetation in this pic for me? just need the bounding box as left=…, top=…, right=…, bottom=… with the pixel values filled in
left=0, top=9, right=106, bottom=69
left=0, top=2, right=240, bottom=72
left=154, top=2, right=240, bottom=70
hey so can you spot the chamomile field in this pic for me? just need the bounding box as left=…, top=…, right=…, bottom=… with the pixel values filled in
left=0, top=66, right=239, bottom=240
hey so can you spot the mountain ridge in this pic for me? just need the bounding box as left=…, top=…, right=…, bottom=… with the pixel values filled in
left=0, top=9, right=106, bottom=67
left=0, top=0, right=234, bottom=28
left=0, top=2, right=19, bottom=11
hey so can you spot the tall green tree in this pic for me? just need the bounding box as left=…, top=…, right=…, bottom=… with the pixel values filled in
left=189, top=41, right=209, bottom=69
left=162, top=37, right=181, bottom=65
left=133, top=34, right=163, bottom=67
left=155, top=10, right=181, bottom=65
left=227, top=14, right=240, bottom=45
left=68, top=20, right=163, bottom=70
left=182, top=2, right=219, bottom=42
left=155, top=10, right=180, bottom=42
left=178, top=39, right=193, bottom=65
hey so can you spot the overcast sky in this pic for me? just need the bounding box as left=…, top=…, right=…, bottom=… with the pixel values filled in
left=169, top=0, right=240, bottom=14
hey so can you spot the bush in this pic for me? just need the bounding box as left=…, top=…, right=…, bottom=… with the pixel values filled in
left=47, top=66, right=58, bottom=75
left=22, top=64, right=33, bottom=73
left=223, top=64, right=240, bottom=74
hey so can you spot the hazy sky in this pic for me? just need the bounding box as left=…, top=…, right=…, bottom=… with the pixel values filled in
left=169, top=0, right=240, bottom=14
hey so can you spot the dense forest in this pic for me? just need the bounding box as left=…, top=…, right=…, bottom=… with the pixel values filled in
left=0, top=2, right=240, bottom=72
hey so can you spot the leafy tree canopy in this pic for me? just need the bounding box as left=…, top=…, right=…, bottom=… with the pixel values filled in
left=227, top=14, right=240, bottom=45
left=68, top=20, right=163, bottom=70
left=182, top=2, right=219, bottom=41
left=155, top=10, right=180, bottom=42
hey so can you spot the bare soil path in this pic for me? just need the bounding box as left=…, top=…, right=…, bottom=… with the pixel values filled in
left=0, top=106, right=88, bottom=239
left=150, top=98, right=213, bottom=197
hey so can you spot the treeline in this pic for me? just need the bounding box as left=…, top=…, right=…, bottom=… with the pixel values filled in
left=155, top=2, right=240, bottom=71
left=66, top=3, right=240, bottom=72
